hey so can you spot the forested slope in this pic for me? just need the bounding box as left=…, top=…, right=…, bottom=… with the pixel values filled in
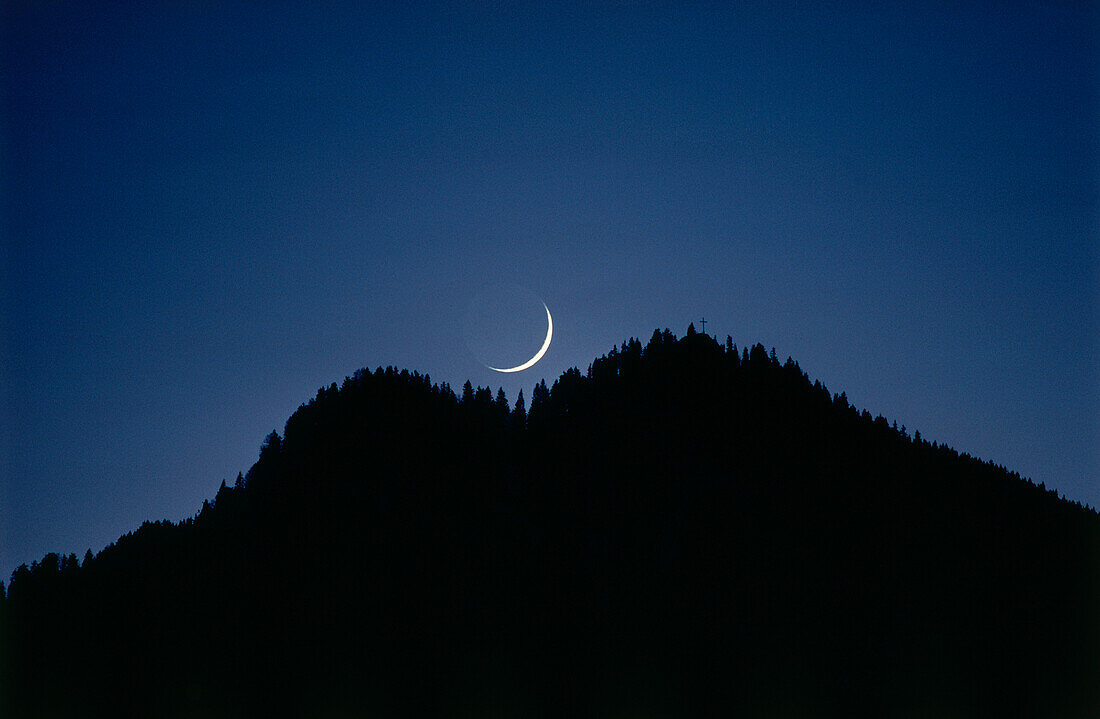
left=4, top=326, right=1098, bottom=717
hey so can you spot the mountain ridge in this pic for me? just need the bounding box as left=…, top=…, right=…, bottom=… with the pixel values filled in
left=4, top=327, right=1098, bottom=717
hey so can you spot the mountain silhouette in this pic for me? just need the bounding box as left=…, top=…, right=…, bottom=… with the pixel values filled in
left=4, top=328, right=1098, bottom=717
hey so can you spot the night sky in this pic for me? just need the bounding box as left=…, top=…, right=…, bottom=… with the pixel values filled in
left=2, top=2, right=1096, bottom=577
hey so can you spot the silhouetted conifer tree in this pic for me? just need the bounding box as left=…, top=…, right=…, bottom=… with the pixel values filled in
left=647, top=329, right=663, bottom=354
left=529, top=379, right=550, bottom=422
left=259, top=430, right=281, bottom=457
left=494, top=387, right=510, bottom=426
left=39, top=554, right=58, bottom=577
left=511, top=389, right=526, bottom=429
left=215, top=479, right=230, bottom=505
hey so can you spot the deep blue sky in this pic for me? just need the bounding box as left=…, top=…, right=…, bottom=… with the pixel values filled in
left=2, top=1, right=1096, bottom=577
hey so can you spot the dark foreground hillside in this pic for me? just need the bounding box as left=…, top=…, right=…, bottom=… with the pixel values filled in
left=4, top=327, right=1099, bottom=718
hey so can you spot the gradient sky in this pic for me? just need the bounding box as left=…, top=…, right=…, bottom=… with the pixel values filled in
left=2, top=1, right=1097, bottom=577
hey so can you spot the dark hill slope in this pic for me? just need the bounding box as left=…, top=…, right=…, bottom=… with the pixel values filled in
left=4, top=328, right=1099, bottom=718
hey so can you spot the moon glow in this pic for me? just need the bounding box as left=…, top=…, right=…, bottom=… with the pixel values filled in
left=488, top=303, right=553, bottom=373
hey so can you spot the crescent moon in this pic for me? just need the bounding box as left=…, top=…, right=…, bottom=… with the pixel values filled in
left=488, top=303, right=553, bottom=373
